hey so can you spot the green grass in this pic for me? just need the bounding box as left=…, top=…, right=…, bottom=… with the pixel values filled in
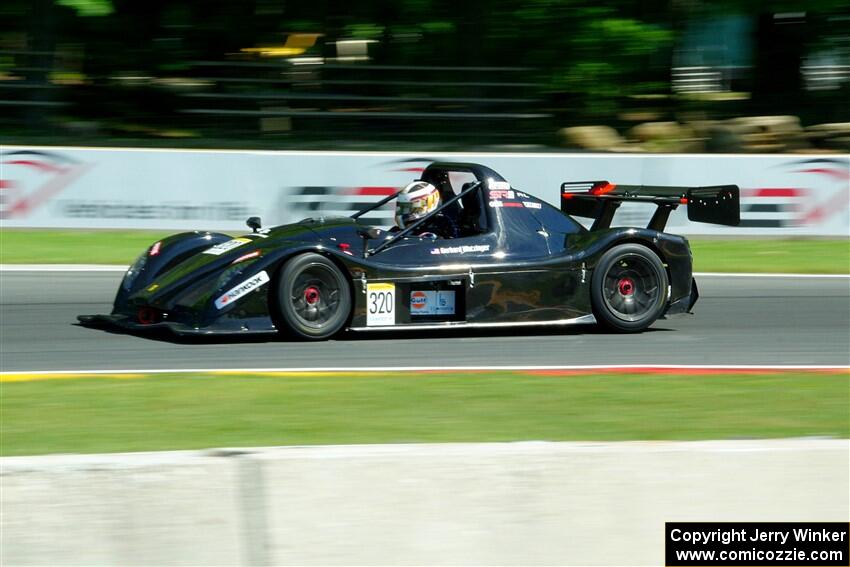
left=1, top=371, right=847, bottom=456
left=689, top=239, right=849, bottom=274
left=0, top=230, right=174, bottom=265
left=0, top=229, right=847, bottom=273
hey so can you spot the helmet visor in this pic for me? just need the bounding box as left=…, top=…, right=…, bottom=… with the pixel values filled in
left=397, top=198, right=430, bottom=220
left=396, top=187, right=439, bottom=227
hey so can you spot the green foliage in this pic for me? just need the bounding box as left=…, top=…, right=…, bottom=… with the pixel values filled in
left=420, top=21, right=456, bottom=34
left=281, top=20, right=323, bottom=33
left=4, top=0, right=848, bottom=143
left=490, top=2, right=674, bottom=118
left=55, top=0, right=112, bottom=17
left=344, top=23, right=385, bottom=39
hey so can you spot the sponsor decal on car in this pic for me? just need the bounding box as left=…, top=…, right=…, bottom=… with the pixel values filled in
left=489, top=198, right=525, bottom=208
left=489, top=189, right=515, bottom=200
left=203, top=237, right=251, bottom=256
left=429, top=244, right=490, bottom=255
left=522, top=201, right=542, bottom=209
left=146, top=283, right=160, bottom=292
left=487, top=180, right=511, bottom=191
left=410, top=290, right=429, bottom=311
left=409, top=290, right=456, bottom=316
left=214, top=270, right=270, bottom=310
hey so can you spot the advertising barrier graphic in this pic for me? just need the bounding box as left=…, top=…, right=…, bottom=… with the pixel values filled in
left=2, top=147, right=847, bottom=235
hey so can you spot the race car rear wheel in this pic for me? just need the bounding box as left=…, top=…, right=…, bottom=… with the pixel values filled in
left=591, top=243, right=668, bottom=332
left=274, top=253, right=351, bottom=340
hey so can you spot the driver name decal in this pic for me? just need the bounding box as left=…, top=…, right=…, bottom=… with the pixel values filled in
left=214, top=271, right=270, bottom=309
left=430, top=244, right=490, bottom=255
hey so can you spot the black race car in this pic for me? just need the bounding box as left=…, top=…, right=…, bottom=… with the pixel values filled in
left=79, top=162, right=739, bottom=339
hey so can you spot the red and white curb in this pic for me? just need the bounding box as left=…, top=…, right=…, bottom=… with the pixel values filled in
left=1, top=364, right=847, bottom=383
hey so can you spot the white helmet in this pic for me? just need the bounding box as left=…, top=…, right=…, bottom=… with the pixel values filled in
left=395, top=181, right=441, bottom=228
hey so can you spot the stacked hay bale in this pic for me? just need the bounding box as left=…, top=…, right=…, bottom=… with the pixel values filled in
left=556, top=126, right=640, bottom=152
left=556, top=116, right=849, bottom=153
left=727, top=116, right=810, bottom=152
left=805, top=123, right=850, bottom=152
left=627, top=121, right=703, bottom=152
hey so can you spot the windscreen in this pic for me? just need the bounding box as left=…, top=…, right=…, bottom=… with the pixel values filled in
left=488, top=187, right=583, bottom=256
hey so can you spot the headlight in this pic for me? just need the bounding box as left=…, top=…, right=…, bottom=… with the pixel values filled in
left=122, top=250, right=149, bottom=291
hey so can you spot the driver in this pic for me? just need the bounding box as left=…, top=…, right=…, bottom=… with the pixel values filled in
left=392, top=181, right=455, bottom=238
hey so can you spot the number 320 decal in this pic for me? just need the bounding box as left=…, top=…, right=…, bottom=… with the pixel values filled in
left=366, top=283, right=395, bottom=326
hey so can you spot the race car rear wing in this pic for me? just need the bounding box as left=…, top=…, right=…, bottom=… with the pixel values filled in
left=560, top=181, right=740, bottom=231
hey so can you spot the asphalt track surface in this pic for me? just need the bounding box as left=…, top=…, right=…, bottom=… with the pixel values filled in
left=1, top=270, right=848, bottom=372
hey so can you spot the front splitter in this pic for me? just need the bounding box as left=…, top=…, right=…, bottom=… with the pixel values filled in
left=77, top=314, right=278, bottom=336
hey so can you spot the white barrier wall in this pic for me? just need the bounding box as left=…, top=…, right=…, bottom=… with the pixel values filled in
left=1, top=146, right=848, bottom=235
left=2, top=440, right=848, bottom=566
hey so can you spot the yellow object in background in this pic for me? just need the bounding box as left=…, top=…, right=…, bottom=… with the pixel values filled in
left=241, top=33, right=322, bottom=57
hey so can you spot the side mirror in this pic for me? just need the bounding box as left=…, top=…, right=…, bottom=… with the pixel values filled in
left=246, top=216, right=262, bottom=233
left=357, top=227, right=382, bottom=240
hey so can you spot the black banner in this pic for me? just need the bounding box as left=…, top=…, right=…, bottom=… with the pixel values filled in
left=666, top=522, right=849, bottom=566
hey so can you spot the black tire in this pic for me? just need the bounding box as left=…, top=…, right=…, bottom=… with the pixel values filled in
left=590, top=243, right=668, bottom=333
left=273, top=253, right=352, bottom=340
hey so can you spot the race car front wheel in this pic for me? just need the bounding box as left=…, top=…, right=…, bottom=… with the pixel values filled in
left=274, top=253, right=351, bottom=340
left=590, top=243, right=668, bottom=332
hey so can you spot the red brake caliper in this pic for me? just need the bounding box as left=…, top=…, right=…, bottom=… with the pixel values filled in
left=304, top=286, right=320, bottom=305
left=618, top=278, right=635, bottom=296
